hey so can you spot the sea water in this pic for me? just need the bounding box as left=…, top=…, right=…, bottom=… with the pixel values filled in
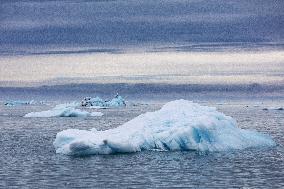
left=0, top=96, right=283, bottom=188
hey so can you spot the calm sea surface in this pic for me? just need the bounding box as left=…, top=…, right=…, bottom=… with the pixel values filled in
left=0, top=96, right=283, bottom=188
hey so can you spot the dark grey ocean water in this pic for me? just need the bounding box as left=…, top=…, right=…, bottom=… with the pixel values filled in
left=0, top=95, right=283, bottom=188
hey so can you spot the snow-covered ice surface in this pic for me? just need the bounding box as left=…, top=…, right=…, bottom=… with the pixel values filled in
left=54, top=100, right=275, bottom=155
left=24, top=102, right=103, bottom=118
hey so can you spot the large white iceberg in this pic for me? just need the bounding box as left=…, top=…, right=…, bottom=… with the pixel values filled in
left=81, top=95, right=126, bottom=108
left=24, top=102, right=103, bottom=118
left=54, top=100, right=275, bottom=155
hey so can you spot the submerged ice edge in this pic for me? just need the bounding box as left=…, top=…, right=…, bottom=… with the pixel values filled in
left=53, top=100, right=276, bottom=155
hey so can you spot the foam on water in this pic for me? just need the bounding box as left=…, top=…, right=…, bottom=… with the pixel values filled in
left=54, top=100, right=275, bottom=155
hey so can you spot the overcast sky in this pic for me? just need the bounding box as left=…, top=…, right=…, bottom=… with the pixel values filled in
left=0, top=0, right=283, bottom=54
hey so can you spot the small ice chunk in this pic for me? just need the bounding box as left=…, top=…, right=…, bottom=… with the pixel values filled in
left=54, top=100, right=275, bottom=155
left=216, top=102, right=227, bottom=105
left=90, top=112, right=104, bottom=117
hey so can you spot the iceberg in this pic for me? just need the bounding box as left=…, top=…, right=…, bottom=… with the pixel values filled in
left=105, top=95, right=126, bottom=107
left=81, top=97, right=105, bottom=107
left=24, top=102, right=103, bottom=118
left=81, top=95, right=126, bottom=108
left=54, top=100, right=275, bottom=155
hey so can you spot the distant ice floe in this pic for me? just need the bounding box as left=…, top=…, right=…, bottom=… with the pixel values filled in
left=4, top=100, right=46, bottom=106
left=216, top=102, right=227, bottom=105
left=4, top=100, right=36, bottom=106
left=263, top=107, right=284, bottom=111
left=90, top=112, right=104, bottom=117
left=81, top=95, right=126, bottom=108
left=54, top=100, right=275, bottom=156
left=24, top=102, right=103, bottom=118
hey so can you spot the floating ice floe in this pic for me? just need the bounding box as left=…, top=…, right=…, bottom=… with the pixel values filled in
left=4, top=100, right=48, bottom=107
left=263, top=107, right=284, bottom=111
left=81, top=95, right=126, bottom=108
left=54, top=100, right=275, bottom=156
left=216, top=102, right=227, bottom=105
left=4, top=100, right=36, bottom=106
left=24, top=102, right=103, bottom=118
left=90, top=112, right=104, bottom=117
